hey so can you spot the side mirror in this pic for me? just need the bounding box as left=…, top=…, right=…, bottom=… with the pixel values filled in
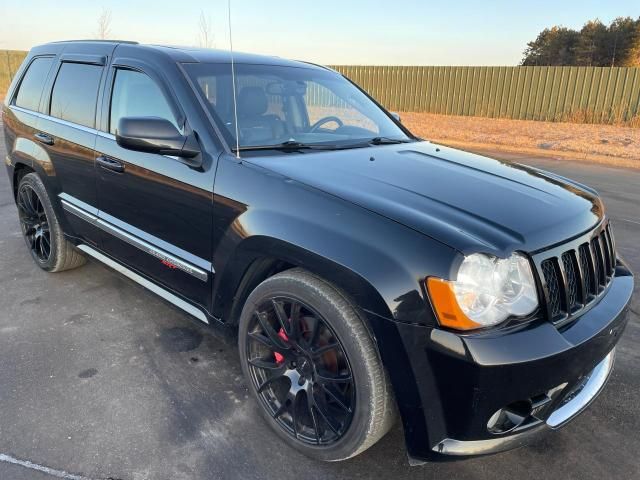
left=390, top=112, right=402, bottom=123
left=116, top=117, right=201, bottom=160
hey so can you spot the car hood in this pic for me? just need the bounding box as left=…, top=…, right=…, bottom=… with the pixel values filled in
left=253, top=141, right=604, bottom=256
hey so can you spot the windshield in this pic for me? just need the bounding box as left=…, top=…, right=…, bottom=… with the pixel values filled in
left=183, top=63, right=412, bottom=151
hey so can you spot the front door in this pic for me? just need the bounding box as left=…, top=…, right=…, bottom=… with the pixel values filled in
left=94, top=63, right=215, bottom=312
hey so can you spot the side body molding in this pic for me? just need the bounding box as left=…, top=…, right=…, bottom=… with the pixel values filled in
left=59, top=193, right=212, bottom=282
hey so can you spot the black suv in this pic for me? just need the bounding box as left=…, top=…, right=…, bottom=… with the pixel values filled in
left=2, top=41, right=634, bottom=464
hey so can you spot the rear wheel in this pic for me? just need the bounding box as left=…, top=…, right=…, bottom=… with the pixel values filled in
left=238, top=268, right=395, bottom=461
left=16, top=173, right=86, bottom=272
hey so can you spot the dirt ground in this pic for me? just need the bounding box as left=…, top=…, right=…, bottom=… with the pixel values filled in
left=401, top=112, right=639, bottom=169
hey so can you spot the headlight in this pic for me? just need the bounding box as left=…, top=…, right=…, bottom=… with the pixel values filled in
left=427, top=253, right=538, bottom=330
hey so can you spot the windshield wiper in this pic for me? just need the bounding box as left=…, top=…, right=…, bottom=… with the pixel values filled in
left=369, top=137, right=413, bottom=145
left=235, top=140, right=338, bottom=152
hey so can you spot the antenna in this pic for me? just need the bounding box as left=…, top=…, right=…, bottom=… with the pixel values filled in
left=228, top=0, right=241, bottom=159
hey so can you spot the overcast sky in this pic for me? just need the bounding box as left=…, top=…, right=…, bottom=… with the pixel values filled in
left=2, top=0, right=639, bottom=65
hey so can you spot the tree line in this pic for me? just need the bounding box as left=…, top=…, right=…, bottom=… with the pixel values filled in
left=521, top=17, right=640, bottom=67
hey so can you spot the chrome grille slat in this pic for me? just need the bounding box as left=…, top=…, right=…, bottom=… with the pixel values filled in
left=537, top=222, right=616, bottom=326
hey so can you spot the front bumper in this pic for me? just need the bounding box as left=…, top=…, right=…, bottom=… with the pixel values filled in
left=378, top=262, right=633, bottom=464
left=434, top=348, right=615, bottom=456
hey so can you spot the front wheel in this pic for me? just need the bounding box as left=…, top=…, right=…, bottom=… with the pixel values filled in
left=238, top=268, right=396, bottom=461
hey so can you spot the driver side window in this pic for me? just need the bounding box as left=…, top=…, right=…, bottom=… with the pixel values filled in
left=109, top=69, right=178, bottom=135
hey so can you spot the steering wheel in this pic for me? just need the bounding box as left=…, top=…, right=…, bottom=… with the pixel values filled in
left=309, top=116, right=344, bottom=132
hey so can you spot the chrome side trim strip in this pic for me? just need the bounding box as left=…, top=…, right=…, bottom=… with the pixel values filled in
left=546, top=349, right=615, bottom=428
left=61, top=198, right=209, bottom=282
left=97, top=131, right=116, bottom=140
left=59, top=192, right=99, bottom=216
left=61, top=200, right=98, bottom=225
left=95, top=218, right=209, bottom=282
left=77, top=245, right=209, bottom=324
left=96, top=208, right=211, bottom=272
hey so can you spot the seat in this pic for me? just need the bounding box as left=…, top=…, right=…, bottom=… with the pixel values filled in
left=236, top=87, right=285, bottom=143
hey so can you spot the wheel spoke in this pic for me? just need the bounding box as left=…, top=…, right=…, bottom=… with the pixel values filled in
left=271, top=299, right=291, bottom=336
left=289, top=302, right=303, bottom=341
left=42, top=235, right=51, bottom=257
left=307, top=317, right=321, bottom=349
left=307, top=391, right=321, bottom=444
left=35, top=236, right=43, bottom=258
left=316, top=372, right=352, bottom=384
left=311, top=342, right=339, bottom=357
left=248, top=357, right=283, bottom=371
left=248, top=331, right=277, bottom=349
left=272, top=403, right=287, bottom=419
left=26, top=188, right=38, bottom=215
left=312, top=397, right=340, bottom=435
left=257, top=373, right=283, bottom=394
left=320, top=383, right=352, bottom=413
left=19, top=189, right=35, bottom=216
left=21, top=218, right=38, bottom=232
left=26, top=233, right=36, bottom=249
left=255, top=310, right=289, bottom=350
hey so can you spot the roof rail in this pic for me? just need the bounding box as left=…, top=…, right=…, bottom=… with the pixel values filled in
left=297, top=60, right=339, bottom=74
left=50, top=39, right=139, bottom=45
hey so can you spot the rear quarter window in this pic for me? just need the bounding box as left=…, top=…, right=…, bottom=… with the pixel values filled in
left=50, top=62, right=103, bottom=128
left=14, top=57, right=55, bottom=112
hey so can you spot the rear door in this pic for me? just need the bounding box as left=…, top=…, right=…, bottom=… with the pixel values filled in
left=93, top=56, right=215, bottom=312
left=37, top=44, right=113, bottom=245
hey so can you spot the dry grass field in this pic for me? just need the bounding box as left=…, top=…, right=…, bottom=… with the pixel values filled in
left=402, top=112, right=639, bottom=169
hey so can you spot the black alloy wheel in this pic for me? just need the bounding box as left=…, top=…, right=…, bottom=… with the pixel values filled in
left=17, top=183, right=51, bottom=263
left=245, top=296, right=356, bottom=446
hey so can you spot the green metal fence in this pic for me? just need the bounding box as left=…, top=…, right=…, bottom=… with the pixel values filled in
left=332, top=65, right=640, bottom=123
left=1, top=50, right=638, bottom=124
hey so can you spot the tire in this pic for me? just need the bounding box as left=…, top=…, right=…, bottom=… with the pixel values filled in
left=238, top=268, right=396, bottom=461
left=16, top=172, right=86, bottom=272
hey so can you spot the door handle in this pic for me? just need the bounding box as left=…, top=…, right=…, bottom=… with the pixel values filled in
left=34, top=132, right=54, bottom=145
left=96, top=155, right=125, bottom=173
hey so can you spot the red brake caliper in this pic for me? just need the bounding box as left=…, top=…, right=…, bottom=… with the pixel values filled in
left=274, top=328, right=288, bottom=364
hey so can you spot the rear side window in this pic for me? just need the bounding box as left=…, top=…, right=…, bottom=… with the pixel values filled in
left=14, top=57, right=54, bottom=112
left=110, top=69, right=178, bottom=134
left=50, top=63, right=103, bottom=128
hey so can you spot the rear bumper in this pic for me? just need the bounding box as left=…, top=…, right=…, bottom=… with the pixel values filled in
left=433, top=348, right=615, bottom=456
left=379, top=261, right=633, bottom=463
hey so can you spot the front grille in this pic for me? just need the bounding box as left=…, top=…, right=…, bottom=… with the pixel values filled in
left=539, top=223, right=616, bottom=324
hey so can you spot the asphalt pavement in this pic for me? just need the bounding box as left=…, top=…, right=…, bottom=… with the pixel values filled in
left=0, top=121, right=638, bottom=480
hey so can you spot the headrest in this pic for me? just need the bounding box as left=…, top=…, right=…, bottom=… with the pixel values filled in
left=237, top=87, right=268, bottom=118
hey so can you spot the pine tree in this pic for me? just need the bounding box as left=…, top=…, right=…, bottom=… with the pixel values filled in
left=607, top=17, right=638, bottom=66
left=616, top=18, right=640, bottom=66
left=574, top=20, right=608, bottom=66
left=521, top=27, right=578, bottom=66
left=521, top=17, right=640, bottom=66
